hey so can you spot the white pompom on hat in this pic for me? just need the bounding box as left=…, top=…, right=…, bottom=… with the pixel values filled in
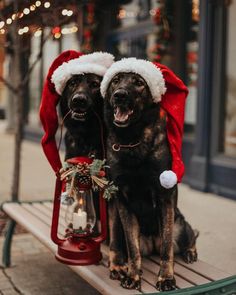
left=100, top=57, right=166, bottom=103
left=159, top=170, right=178, bottom=189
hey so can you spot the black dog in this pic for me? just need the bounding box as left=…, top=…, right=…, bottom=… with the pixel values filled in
left=104, top=72, right=198, bottom=291
left=59, top=73, right=105, bottom=160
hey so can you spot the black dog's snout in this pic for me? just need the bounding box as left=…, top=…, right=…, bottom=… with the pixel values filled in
left=113, top=89, right=129, bottom=104
left=71, top=93, right=88, bottom=109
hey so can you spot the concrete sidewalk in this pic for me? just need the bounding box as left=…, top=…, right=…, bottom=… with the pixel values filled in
left=0, top=120, right=236, bottom=294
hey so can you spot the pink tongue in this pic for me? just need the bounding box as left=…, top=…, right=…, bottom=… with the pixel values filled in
left=114, top=108, right=132, bottom=122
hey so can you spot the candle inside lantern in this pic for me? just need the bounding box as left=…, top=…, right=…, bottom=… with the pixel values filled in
left=73, top=208, right=87, bottom=230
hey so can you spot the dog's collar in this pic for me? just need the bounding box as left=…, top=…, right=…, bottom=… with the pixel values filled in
left=112, top=142, right=141, bottom=152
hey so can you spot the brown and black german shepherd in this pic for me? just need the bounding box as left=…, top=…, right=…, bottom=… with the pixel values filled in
left=104, top=72, right=198, bottom=292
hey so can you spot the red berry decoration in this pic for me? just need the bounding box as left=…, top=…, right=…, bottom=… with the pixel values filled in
left=98, top=170, right=105, bottom=177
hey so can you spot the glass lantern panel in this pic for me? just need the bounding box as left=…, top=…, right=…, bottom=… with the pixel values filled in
left=65, top=189, right=96, bottom=234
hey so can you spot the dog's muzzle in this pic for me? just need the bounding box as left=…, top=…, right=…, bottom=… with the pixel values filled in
left=70, top=93, right=89, bottom=121
left=112, top=89, right=134, bottom=127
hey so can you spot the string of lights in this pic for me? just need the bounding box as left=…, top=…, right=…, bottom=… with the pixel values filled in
left=0, top=1, right=48, bottom=31
left=0, top=1, right=78, bottom=38
left=117, top=8, right=158, bottom=19
left=0, top=3, right=189, bottom=42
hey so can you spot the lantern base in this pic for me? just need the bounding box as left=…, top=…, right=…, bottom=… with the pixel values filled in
left=55, top=237, right=102, bottom=266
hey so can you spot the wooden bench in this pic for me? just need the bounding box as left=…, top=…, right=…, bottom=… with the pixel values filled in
left=1, top=200, right=236, bottom=295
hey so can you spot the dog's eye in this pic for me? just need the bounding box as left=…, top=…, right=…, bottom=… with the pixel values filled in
left=135, top=80, right=144, bottom=87
left=68, top=80, right=77, bottom=87
left=91, top=81, right=100, bottom=88
left=112, top=78, right=119, bottom=84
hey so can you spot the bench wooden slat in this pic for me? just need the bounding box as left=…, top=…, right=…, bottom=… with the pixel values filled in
left=43, top=202, right=68, bottom=229
left=150, top=256, right=211, bottom=285
left=22, top=203, right=52, bottom=226
left=70, top=264, right=140, bottom=295
left=41, top=201, right=53, bottom=210
left=21, top=203, right=65, bottom=238
left=31, top=203, right=67, bottom=235
left=101, top=244, right=197, bottom=289
left=33, top=202, right=66, bottom=223
left=44, top=201, right=67, bottom=215
left=101, top=250, right=158, bottom=293
left=2, top=203, right=56, bottom=252
left=31, top=202, right=54, bottom=217
left=101, top=244, right=200, bottom=290
left=175, top=258, right=231, bottom=281
left=142, top=258, right=194, bottom=289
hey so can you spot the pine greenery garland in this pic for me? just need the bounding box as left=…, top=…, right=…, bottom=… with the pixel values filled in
left=60, top=159, right=118, bottom=201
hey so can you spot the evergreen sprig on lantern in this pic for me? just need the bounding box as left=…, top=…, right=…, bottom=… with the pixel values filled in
left=59, top=159, right=118, bottom=204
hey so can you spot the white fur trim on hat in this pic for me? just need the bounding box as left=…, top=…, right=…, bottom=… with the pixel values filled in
left=100, top=57, right=166, bottom=103
left=51, top=52, right=114, bottom=95
left=159, top=170, right=177, bottom=189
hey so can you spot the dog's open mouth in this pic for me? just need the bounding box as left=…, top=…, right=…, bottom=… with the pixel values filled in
left=71, top=110, right=87, bottom=121
left=114, top=107, right=133, bottom=127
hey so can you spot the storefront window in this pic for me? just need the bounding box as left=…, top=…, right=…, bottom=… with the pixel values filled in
left=118, top=0, right=153, bottom=28
left=225, top=1, right=236, bottom=157
left=112, top=0, right=174, bottom=65
left=184, top=0, right=199, bottom=130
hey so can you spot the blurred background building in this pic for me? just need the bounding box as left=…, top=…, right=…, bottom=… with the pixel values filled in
left=0, top=0, right=235, bottom=199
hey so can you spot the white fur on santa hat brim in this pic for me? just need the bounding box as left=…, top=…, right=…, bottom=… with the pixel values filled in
left=100, top=57, right=166, bottom=103
left=159, top=170, right=177, bottom=189
left=51, top=52, right=114, bottom=95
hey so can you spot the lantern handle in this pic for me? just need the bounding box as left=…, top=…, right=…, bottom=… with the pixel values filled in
left=93, top=191, right=107, bottom=243
left=51, top=177, right=65, bottom=246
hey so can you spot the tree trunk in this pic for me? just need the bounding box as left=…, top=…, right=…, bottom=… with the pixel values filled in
left=11, top=0, right=24, bottom=202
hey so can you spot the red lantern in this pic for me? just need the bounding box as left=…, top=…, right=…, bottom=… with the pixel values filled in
left=51, top=157, right=107, bottom=265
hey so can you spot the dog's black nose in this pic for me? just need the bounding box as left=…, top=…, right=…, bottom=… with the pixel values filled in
left=113, top=89, right=129, bottom=104
left=71, top=93, right=88, bottom=109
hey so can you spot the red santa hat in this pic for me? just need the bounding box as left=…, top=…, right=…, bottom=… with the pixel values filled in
left=39, top=50, right=114, bottom=173
left=100, top=58, right=188, bottom=189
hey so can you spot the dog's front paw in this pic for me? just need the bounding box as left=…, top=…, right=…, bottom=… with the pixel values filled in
left=110, top=269, right=126, bottom=281
left=182, top=248, right=198, bottom=264
left=109, top=264, right=128, bottom=281
left=156, top=276, right=176, bottom=292
left=121, top=276, right=141, bottom=291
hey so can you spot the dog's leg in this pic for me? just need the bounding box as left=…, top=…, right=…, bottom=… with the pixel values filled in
left=156, top=207, right=199, bottom=264
left=174, top=209, right=199, bottom=264
left=156, top=192, right=176, bottom=291
left=182, top=235, right=198, bottom=264
left=109, top=200, right=128, bottom=281
left=117, top=200, right=142, bottom=291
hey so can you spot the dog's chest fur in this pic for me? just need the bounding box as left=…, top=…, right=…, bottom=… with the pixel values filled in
left=107, top=107, right=172, bottom=235
left=64, top=118, right=104, bottom=160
